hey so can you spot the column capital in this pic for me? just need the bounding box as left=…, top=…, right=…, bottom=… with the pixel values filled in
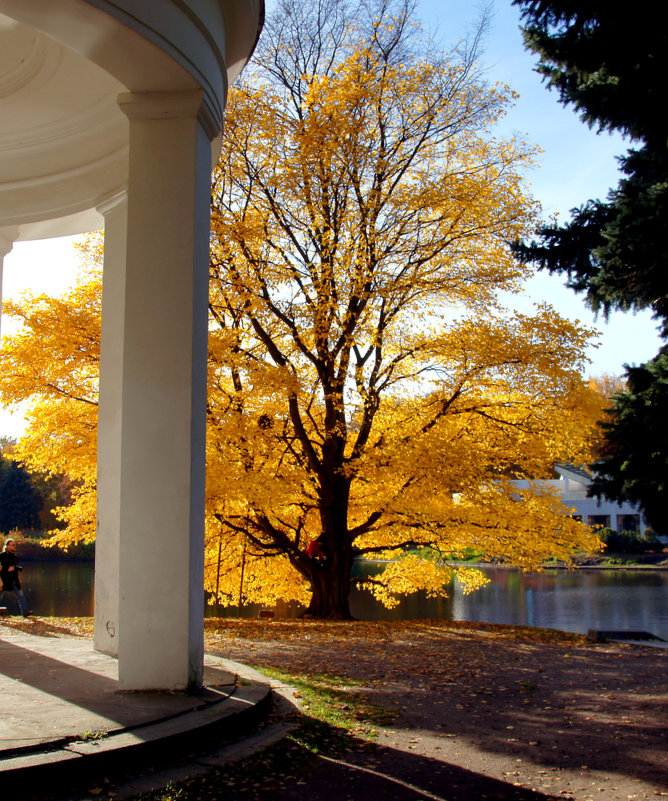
left=117, top=90, right=219, bottom=141
left=96, top=189, right=128, bottom=218
left=0, top=228, right=18, bottom=259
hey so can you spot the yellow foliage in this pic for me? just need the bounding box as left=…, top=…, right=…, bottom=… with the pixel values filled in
left=360, top=558, right=491, bottom=609
left=0, top=261, right=100, bottom=546
left=453, top=566, right=491, bottom=595
left=360, top=556, right=454, bottom=609
left=205, top=16, right=604, bottom=613
left=588, top=373, right=626, bottom=399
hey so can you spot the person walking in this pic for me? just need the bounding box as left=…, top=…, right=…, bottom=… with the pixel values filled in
left=0, top=538, right=31, bottom=617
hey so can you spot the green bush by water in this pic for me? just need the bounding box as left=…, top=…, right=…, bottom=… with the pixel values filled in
left=0, top=531, right=94, bottom=561
left=600, top=528, right=663, bottom=554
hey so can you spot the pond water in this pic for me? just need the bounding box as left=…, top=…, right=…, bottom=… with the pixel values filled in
left=9, top=561, right=668, bottom=639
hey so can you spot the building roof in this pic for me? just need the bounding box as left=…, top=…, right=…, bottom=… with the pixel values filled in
left=555, top=463, right=593, bottom=485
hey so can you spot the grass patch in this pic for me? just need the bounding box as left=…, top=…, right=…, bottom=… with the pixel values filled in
left=137, top=781, right=185, bottom=801
left=78, top=729, right=108, bottom=742
left=259, top=667, right=395, bottom=746
left=133, top=668, right=395, bottom=801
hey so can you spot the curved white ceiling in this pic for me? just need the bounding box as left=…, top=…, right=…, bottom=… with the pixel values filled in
left=0, top=1, right=263, bottom=242
left=0, top=13, right=127, bottom=236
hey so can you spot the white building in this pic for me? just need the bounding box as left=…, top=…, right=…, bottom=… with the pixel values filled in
left=514, top=463, right=645, bottom=532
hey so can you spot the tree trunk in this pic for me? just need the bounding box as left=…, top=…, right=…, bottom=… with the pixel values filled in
left=298, top=397, right=355, bottom=618
left=302, top=463, right=355, bottom=617
left=304, top=559, right=353, bottom=618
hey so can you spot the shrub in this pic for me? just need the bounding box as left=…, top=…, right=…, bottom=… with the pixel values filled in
left=0, top=530, right=94, bottom=561
left=600, top=528, right=657, bottom=554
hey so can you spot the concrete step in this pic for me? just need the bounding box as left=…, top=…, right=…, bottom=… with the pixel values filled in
left=0, top=628, right=274, bottom=797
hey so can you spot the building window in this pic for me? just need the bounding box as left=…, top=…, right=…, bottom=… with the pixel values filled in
left=589, top=514, right=610, bottom=529
left=616, top=514, right=640, bottom=533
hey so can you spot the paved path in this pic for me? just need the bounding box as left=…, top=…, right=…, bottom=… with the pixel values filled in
left=0, top=623, right=272, bottom=799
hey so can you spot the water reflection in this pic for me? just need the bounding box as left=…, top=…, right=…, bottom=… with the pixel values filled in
left=448, top=567, right=668, bottom=639
left=16, top=561, right=94, bottom=617
left=12, top=561, right=668, bottom=639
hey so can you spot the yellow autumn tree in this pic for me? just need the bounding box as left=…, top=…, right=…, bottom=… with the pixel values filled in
left=0, top=0, right=604, bottom=617
left=204, top=0, right=603, bottom=616
left=0, top=235, right=102, bottom=545
left=589, top=374, right=626, bottom=399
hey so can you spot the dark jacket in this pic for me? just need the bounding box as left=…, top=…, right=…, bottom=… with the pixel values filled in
left=0, top=550, right=21, bottom=591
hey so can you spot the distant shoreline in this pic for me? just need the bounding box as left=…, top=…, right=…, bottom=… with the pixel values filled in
left=447, top=558, right=668, bottom=571
left=360, top=555, right=668, bottom=571
left=17, top=552, right=668, bottom=570
left=20, top=555, right=94, bottom=563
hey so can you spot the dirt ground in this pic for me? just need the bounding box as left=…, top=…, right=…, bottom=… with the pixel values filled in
left=203, top=619, right=668, bottom=801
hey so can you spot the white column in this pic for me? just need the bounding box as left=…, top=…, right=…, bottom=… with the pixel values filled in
left=109, top=90, right=213, bottom=690
left=0, top=231, right=16, bottom=342
left=94, top=191, right=127, bottom=658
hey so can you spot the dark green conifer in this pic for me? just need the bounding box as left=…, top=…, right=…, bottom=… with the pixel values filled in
left=512, top=0, right=668, bottom=530
left=0, top=454, right=42, bottom=534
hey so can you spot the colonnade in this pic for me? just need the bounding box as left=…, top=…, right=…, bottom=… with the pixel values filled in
left=0, top=1, right=263, bottom=691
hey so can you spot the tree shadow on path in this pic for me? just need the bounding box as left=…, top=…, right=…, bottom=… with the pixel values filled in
left=212, top=620, right=668, bottom=795
left=377, top=629, right=668, bottom=792
left=275, top=738, right=565, bottom=801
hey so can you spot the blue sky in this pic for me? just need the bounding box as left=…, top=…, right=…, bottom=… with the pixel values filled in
left=415, top=0, right=662, bottom=373
left=0, top=0, right=662, bottom=435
